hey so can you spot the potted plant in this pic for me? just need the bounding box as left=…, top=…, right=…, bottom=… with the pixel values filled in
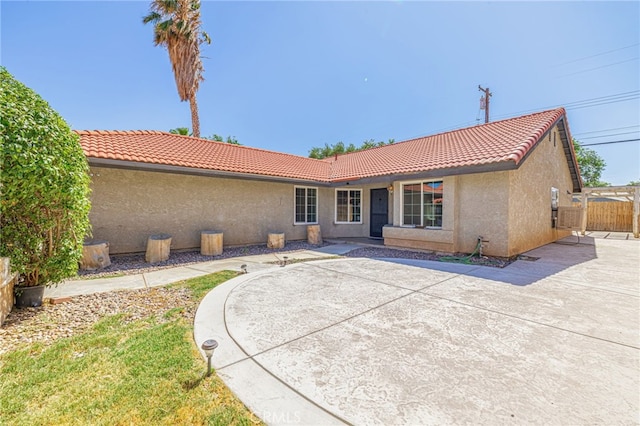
left=0, top=67, right=91, bottom=308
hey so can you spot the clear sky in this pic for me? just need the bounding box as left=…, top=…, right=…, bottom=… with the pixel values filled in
left=1, top=1, right=638, bottom=185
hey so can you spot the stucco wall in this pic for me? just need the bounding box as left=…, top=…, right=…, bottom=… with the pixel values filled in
left=455, top=171, right=510, bottom=256
left=320, top=185, right=392, bottom=239
left=384, top=176, right=457, bottom=253
left=381, top=126, right=575, bottom=257
left=506, top=125, right=573, bottom=255
left=88, top=167, right=388, bottom=254
left=383, top=172, right=511, bottom=256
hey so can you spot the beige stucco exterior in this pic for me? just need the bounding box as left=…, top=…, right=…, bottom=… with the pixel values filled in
left=87, top=167, right=390, bottom=254
left=506, top=125, right=574, bottom=255
left=88, top=124, right=575, bottom=258
left=383, top=123, right=574, bottom=257
left=384, top=177, right=457, bottom=253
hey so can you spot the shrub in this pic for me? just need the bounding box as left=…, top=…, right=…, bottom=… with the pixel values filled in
left=0, top=67, right=91, bottom=286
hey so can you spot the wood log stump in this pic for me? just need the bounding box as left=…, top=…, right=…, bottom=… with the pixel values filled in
left=145, top=234, right=171, bottom=263
left=267, top=232, right=285, bottom=249
left=80, top=240, right=111, bottom=270
left=0, top=257, right=15, bottom=326
left=307, top=225, right=323, bottom=245
left=201, top=231, right=223, bottom=256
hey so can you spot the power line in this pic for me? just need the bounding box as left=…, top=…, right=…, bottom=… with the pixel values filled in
left=565, top=95, right=638, bottom=110
left=567, top=96, right=639, bottom=111
left=485, top=91, right=639, bottom=122
left=573, top=125, right=640, bottom=136
left=579, top=138, right=640, bottom=147
left=579, top=131, right=640, bottom=140
left=559, top=57, right=639, bottom=78
left=555, top=43, right=640, bottom=66
left=423, top=90, right=640, bottom=138
left=565, top=91, right=639, bottom=104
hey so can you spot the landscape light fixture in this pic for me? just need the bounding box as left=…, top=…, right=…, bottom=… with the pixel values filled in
left=201, top=339, right=219, bottom=377
left=281, top=256, right=288, bottom=267
left=240, top=264, right=247, bottom=274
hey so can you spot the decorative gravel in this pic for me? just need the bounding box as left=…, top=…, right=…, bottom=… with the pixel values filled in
left=345, top=246, right=513, bottom=268
left=0, top=287, right=193, bottom=355
left=76, top=240, right=331, bottom=279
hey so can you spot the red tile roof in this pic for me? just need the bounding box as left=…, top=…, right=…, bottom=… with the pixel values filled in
left=77, top=107, right=573, bottom=183
left=77, top=130, right=332, bottom=182
left=329, top=108, right=568, bottom=180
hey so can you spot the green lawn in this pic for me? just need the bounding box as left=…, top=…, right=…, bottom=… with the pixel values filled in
left=0, top=271, right=260, bottom=426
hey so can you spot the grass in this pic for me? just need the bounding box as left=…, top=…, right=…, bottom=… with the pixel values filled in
left=0, top=270, right=260, bottom=426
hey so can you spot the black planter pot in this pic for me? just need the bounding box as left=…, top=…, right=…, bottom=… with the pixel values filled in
left=14, top=285, right=45, bottom=308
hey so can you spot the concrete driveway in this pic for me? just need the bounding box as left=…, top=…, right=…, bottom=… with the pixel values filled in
left=194, top=235, right=639, bottom=425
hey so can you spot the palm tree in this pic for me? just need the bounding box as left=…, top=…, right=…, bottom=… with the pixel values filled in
left=143, top=0, right=210, bottom=138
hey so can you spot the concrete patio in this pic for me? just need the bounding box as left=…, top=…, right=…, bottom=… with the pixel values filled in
left=194, top=234, right=640, bottom=425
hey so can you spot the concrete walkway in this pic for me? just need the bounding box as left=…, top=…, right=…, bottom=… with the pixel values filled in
left=194, top=235, right=639, bottom=425
left=45, top=244, right=361, bottom=299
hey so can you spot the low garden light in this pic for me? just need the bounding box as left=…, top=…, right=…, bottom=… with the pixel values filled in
left=240, top=264, right=247, bottom=274
left=201, top=339, right=219, bottom=377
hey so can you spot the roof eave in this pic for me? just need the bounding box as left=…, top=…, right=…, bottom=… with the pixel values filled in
left=497, top=110, right=581, bottom=193
left=328, top=161, right=519, bottom=186
left=87, top=158, right=332, bottom=186
left=556, top=116, right=582, bottom=193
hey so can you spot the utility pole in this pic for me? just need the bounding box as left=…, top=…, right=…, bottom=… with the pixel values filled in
left=478, top=85, right=492, bottom=124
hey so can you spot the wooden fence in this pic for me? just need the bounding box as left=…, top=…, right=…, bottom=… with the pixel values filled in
left=573, top=201, right=634, bottom=232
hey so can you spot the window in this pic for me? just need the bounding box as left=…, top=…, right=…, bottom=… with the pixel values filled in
left=335, top=189, right=362, bottom=223
left=402, top=181, right=443, bottom=227
left=295, top=186, right=317, bottom=224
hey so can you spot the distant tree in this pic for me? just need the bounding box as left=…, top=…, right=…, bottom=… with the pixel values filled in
left=628, top=179, right=640, bottom=186
left=309, top=139, right=395, bottom=159
left=573, top=139, right=609, bottom=187
left=169, top=127, right=190, bottom=135
left=208, top=134, right=240, bottom=145
left=360, top=138, right=395, bottom=150
left=143, top=0, right=211, bottom=138
left=168, top=128, right=241, bottom=144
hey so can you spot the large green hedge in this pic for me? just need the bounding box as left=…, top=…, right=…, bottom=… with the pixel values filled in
left=0, top=67, right=91, bottom=286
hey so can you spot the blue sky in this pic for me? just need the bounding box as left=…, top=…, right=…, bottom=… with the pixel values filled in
left=1, top=1, right=638, bottom=185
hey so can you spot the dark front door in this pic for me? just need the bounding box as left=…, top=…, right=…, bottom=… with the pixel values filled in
left=370, top=188, right=389, bottom=238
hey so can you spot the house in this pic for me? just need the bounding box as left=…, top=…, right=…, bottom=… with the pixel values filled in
left=78, top=107, right=581, bottom=258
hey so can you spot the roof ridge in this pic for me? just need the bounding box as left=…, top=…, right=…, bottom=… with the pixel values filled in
left=74, top=130, right=170, bottom=136
left=74, top=130, right=330, bottom=164
left=334, top=107, right=566, bottom=159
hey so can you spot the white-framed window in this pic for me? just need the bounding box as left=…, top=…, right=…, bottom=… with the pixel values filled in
left=294, top=186, right=318, bottom=224
left=335, top=189, right=362, bottom=224
left=402, top=180, right=443, bottom=228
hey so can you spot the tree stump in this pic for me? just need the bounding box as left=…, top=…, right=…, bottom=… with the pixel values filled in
left=145, top=234, right=171, bottom=263
left=201, top=231, right=223, bottom=256
left=80, top=240, right=111, bottom=270
left=307, top=225, right=323, bottom=245
left=267, top=232, right=285, bottom=249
